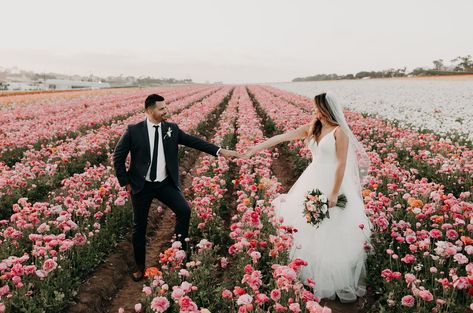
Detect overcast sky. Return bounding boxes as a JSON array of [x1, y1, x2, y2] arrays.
[[1, 0, 472, 83]]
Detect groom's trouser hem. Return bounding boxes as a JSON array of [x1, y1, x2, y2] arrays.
[[131, 178, 191, 267]]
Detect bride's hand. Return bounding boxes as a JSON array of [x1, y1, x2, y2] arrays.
[[328, 192, 338, 208]]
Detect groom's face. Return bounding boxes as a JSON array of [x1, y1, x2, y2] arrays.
[[147, 101, 169, 123]]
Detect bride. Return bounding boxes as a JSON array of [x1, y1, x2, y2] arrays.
[[245, 92, 372, 303]]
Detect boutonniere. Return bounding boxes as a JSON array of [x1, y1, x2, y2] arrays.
[[164, 127, 172, 139]]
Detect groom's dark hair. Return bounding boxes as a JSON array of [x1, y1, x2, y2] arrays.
[[145, 94, 165, 109]]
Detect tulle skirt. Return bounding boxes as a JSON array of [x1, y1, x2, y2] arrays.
[[273, 161, 371, 302]]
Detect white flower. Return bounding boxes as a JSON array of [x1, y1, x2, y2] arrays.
[[321, 204, 328, 214], [165, 127, 172, 139], [319, 194, 327, 203]]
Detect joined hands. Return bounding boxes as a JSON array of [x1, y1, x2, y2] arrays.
[[219, 148, 259, 159]]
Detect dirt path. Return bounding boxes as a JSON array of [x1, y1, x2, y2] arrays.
[[66, 151, 209, 313]]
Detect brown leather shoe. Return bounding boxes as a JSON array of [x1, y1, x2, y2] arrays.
[[131, 269, 144, 282]]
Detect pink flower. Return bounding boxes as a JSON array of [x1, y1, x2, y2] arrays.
[[178, 296, 198, 312], [270, 289, 281, 301], [401, 254, 416, 264], [142, 286, 152, 296], [222, 289, 233, 299], [150, 296, 170, 313], [255, 293, 270, 304], [118, 308, 125, 313], [306, 278, 316, 287], [453, 253, 468, 264], [220, 257, 228, 268], [429, 229, 442, 239], [446, 229, 458, 240], [274, 303, 287, 312], [237, 294, 253, 306], [42, 258, 58, 273], [0, 285, 10, 297], [171, 287, 185, 300], [405, 273, 416, 285], [401, 295, 415, 307], [134, 303, 142, 312], [289, 303, 301, 312], [418, 290, 433, 302]]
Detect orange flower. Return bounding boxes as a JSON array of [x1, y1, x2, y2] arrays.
[[407, 198, 423, 208], [144, 267, 162, 278], [461, 236, 473, 245], [243, 198, 251, 206], [430, 215, 444, 224], [362, 189, 371, 197]]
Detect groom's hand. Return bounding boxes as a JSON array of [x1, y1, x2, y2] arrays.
[[219, 148, 242, 159], [126, 184, 132, 195]]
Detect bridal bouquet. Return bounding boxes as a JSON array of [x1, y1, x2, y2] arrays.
[[303, 189, 347, 228]]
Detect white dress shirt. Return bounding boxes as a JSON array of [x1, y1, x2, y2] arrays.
[[145, 119, 167, 182]]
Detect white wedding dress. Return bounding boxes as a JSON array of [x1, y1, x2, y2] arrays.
[[273, 128, 371, 302]]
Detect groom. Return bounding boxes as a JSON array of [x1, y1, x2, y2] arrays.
[[113, 93, 239, 281]]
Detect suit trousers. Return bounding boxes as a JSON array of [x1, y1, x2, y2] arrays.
[[130, 177, 191, 269]]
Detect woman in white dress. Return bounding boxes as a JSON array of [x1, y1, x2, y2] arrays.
[[245, 92, 372, 303]]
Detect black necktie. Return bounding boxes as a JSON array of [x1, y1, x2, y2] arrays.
[[150, 124, 160, 181]]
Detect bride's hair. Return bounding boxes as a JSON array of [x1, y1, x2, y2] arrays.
[[309, 93, 339, 140]]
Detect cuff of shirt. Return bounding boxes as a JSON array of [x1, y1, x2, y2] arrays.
[[216, 148, 221, 156]]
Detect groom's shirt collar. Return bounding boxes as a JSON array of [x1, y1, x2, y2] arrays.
[[146, 118, 161, 129]]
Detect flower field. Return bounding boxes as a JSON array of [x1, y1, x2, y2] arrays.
[[271, 79, 473, 142], [0, 84, 471, 313]]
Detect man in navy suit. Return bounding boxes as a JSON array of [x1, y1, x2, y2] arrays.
[[113, 94, 239, 281]]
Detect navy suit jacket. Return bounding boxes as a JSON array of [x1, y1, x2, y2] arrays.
[[113, 119, 220, 194]]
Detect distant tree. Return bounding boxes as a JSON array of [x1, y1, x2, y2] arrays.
[[0, 82, 8, 90], [433, 59, 444, 71], [451, 55, 473, 71]]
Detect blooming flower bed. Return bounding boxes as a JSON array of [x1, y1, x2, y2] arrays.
[[0, 87, 232, 312], [0, 87, 228, 219], [247, 85, 473, 312]]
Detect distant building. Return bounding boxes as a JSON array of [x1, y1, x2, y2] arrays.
[[4, 79, 110, 91], [42, 79, 110, 90]]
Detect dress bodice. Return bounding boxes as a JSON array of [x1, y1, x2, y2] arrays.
[[308, 128, 338, 165]]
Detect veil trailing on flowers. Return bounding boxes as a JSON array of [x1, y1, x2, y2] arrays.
[[325, 93, 371, 192]]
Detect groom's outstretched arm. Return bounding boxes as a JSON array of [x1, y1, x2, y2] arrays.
[[177, 125, 220, 156], [113, 126, 131, 187]]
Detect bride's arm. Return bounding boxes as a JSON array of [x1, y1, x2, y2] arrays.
[[329, 127, 349, 207], [245, 124, 310, 157]]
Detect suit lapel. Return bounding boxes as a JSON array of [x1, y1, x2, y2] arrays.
[[161, 121, 171, 151], [141, 119, 151, 159]]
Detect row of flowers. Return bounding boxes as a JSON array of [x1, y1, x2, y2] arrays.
[[0, 87, 229, 220], [135, 85, 240, 313], [0, 88, 234, 313], [258, 85, 472, 197], [0, 86, 221, 165], [248, 85, 473, 312], [131, 86, 331, 313], [225, 87, 330, 312]]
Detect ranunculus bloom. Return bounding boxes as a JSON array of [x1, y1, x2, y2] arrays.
[[150, 296, 170, 313], [418, 290, 433, 302], [401, 295, 415, 307]]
